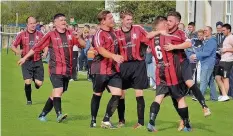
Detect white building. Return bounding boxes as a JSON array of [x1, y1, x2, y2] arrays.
[[105, 0, 120, 23], [176, 0, 233, 32]]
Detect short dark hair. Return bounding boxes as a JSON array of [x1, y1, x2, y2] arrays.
[[216, 21, 223, 27], [26, 16, 35, 23], [222, 23, 231, 32], [188, 22, 195, 26], [84, 24, 90, 29], [97, 10, 111, 22], [153, 16, 167, 26], [167, 11, 181, 21], [120, 10, 133, 19], [53, 13, 66, 21]]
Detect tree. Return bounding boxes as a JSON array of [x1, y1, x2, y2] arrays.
[[115, 1, 176, 24], [1, 1, 105, 25]]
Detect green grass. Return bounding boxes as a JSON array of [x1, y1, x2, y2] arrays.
[[2, 49, 233, 136]]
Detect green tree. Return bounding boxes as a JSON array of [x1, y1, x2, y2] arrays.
[[115, 1, 176, 23], [1, 1, 105, 25]]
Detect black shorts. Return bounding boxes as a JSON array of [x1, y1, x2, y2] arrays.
[[120, 60, 148, 90], [215, 61, 233, 78], [156, 83, 187, 99], [50, 74, 70, 92], [92, 73, 122, 93], [21, 60, 44, 81], [180, 59, 193, 82]]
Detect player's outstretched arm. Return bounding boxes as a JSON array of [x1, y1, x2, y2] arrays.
[[164, 41, 192, 51], [18, 49, 35, 65], [146, 30, 167, 39], [97, 47, 124, 64]]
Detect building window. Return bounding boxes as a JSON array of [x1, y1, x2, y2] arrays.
[[226, 0, 232, 24], [188, 0, 194, 23]]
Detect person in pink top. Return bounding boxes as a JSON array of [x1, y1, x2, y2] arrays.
[[215, 23, 233, 102]]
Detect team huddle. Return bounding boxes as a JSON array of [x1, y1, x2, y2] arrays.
[[12, 10, 213, 132]]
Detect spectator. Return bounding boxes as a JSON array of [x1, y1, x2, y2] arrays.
[[40, 25, 46, 35], [79, 26, 90, 71], [214, 21, 225, 83], [215, 21, 225, 49], [185, 29, 205, 85], [70, 25, 80, 81], [215, 24, 233, 102], [145, 47, 156, 89], [87, 46, 95, 81], [178, 23, 185, 31], [188, 22, 198, 39], [190, 26, 218, 101]]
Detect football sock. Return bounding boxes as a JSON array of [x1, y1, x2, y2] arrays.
[[103, 95, 120, 122], [24, 84, 32, 102], [190, 84, 208, 108], [149, 102, 160, 126], [117, 98, 125, 122], [39, 97, 53, 117], [171, 97, 181, 118], [136, 96, 145, 126], [178, 107, 191, 128], [53, 97, 62, 117], [91, 94, 102, 122]]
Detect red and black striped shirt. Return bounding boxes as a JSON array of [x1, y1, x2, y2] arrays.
[[32, 29, 80, 76], [169, 29, 190, 63], [12, 30, 44, 61], [91, 29, 120, 75], [147, 34, 184, 86], [115, 25, 148, 61]]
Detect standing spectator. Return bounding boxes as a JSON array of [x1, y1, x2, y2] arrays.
[[79, 26, 90, 71], [215, 24, 233, 102], [70, 24, 79, 81], [190, 26, 218, 101], [187, 22, 197, 39], [185, 29, 205, 87], [87, 46, 95, 81], [178, 23, 185, 31], [40, 25, 46, 35], [145, 47, 156, 89], [214, 22, 225, 93]]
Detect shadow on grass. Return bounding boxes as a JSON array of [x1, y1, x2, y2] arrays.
[[63, 114, 89, 123], [121, 119, 215, 133]]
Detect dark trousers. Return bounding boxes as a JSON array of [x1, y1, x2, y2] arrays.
[[87, 60, 93, 80], [190, 63, 198, 84], [72, 51, 79, 80]]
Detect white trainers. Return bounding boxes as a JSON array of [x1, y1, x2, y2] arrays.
[[218, 96, 230, 102], [218, 95, 223, 100]]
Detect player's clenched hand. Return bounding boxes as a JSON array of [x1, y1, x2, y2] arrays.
[[112, 54, 124, 64], [18, 58, 26, 66], [163, 43, 175, 51]]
